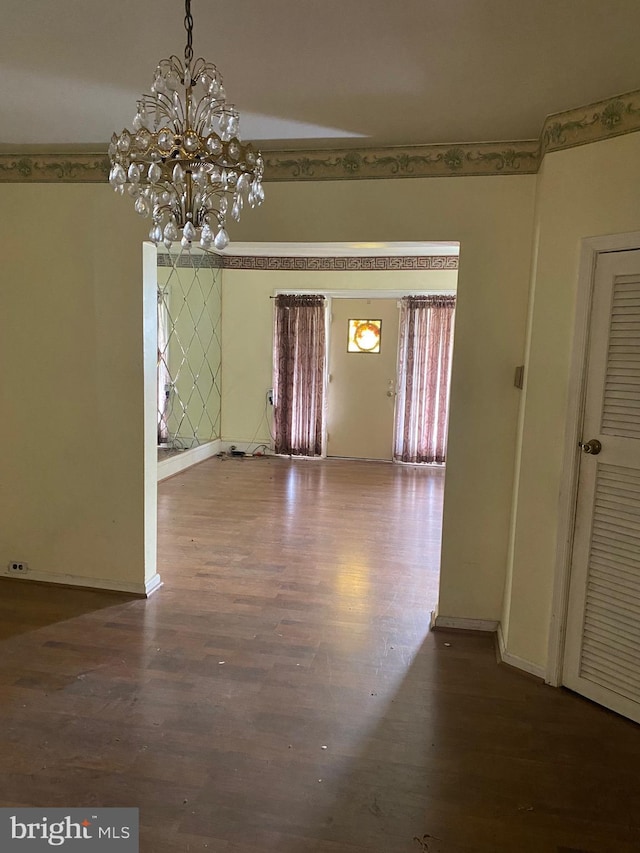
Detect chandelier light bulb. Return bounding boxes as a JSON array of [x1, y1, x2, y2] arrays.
[[108, 0, 265, 250]]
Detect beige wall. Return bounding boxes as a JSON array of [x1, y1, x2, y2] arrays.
[[0, 136, 635, 670], [503, 132, 640, 669], [229, 176, 537, 622], [0, 184, 153, 592], [221, 267, 457, 446], [5, 158, 614, 662]]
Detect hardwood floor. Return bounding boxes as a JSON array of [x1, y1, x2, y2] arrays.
[[0, 456, 639, 852]]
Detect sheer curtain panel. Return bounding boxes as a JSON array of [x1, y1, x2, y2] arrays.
[[394, 295, 456, 464], [273, 294, 326, 456]]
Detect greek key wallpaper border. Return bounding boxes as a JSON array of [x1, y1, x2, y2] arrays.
[[157, 253, 458, 271], [2, 88, 640, 184], [157, 251, 223, 269]]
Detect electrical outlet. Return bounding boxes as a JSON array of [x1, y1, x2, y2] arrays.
[[7, 561, 28, 574], [267, 389, 274, 406]]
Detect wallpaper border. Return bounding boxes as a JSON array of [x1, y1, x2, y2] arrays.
[[2, 88, 640, 184], [157, 253, 459, 271]]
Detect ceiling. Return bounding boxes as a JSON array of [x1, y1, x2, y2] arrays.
[[3, 0, 640, 150]]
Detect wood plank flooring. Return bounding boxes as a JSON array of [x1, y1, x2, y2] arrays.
[[0, 457, 639, 852]]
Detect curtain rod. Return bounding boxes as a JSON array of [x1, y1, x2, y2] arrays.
[[269, 291, 456, 298]]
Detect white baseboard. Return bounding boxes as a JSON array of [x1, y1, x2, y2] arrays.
[[158, 439, 222, 481], [497, 623, 546, 679], [144, 573, 164, 597], [431, 613, 545, 679], [431, 612, 499, 632], [2, 567, 163, 597]]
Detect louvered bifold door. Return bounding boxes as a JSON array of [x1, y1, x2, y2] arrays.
[[564, 249, 640, 724]]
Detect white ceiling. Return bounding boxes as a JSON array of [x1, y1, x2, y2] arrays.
[[3, 0, 640, 149]]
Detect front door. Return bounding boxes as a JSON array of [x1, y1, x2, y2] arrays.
[[563, 249, 640, 724], [326, 298, 399, 460]]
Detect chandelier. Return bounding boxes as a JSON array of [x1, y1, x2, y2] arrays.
[[108, 0, 264, 251]]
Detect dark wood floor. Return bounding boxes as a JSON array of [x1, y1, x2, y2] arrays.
[[1, 457, 639, 852]]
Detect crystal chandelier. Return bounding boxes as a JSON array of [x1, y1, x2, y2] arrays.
[[108, 0, 264, 251]]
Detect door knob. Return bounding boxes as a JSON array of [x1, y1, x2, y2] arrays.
[[579, 438, 602, 455]]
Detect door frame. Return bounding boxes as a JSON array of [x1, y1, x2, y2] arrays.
[[546, 230, 640, 686]]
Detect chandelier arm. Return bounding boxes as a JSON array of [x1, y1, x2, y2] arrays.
[[190, 58, 208, 79], [165, 56, 184, 71], [174, 96, 186, 130], [164, 103, 180, 126], [144, 91, 176, 125], [201, 204, 223, 228], [193, 98, 214, 132], [201, 189, 226, 221], [153, 202, 178, 219], [146, 91, 171, 107]]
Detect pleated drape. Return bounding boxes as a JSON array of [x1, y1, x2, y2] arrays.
[[394, 295, 456, 464], [273, 294, 326, 456]]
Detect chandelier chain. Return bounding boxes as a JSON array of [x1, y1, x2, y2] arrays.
[[184, 0, 194, 67]]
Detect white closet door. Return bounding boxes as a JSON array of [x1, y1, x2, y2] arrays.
[[564, 249, 640, 723]]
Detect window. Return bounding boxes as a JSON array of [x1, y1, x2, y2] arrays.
[[347, 319, 381, 353]]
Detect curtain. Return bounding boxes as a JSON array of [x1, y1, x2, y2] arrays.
[[273, 294, 326, 456], [394, 295, 456, 464]]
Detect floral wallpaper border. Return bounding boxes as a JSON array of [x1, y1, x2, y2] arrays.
[[0, 150, 110, 183], [263, 139, 540, 181], [2, 88, 640, 184], [157, 252, 458, 271]]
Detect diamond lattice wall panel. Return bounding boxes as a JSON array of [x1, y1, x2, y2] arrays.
[[157, 248, 222, 449]]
